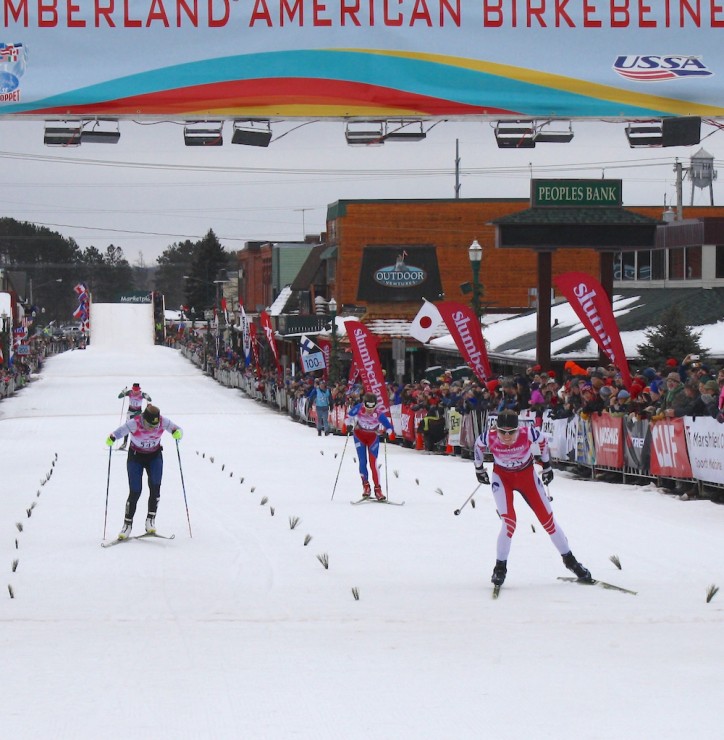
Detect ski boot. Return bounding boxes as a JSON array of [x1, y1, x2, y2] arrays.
[[362, 480, 372, 498], [562, 551, 592, 581], [374, 485, 386, 502], [145, 514, 156, 534], [118, 521, 133, 540], [491, 559, 507, 587]]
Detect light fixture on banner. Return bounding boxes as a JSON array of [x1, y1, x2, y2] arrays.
[[409, 300, 443, 343]]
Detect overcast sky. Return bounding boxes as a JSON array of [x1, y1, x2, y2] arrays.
[[1, 118, 722, 265]]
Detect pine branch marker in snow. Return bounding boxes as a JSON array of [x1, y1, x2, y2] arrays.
[[352, 587, 360, 601], [289, 516, 300, 530], [610, 555, 622, 570], [706, 585, 719, 603], [260, 496, 268, 506], [316, 553, 329, 570], [304, 534, 312, 546]]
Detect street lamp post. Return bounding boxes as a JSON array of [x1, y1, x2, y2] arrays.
[[328, 297, 338, 383], [468, 239, 483, 319]]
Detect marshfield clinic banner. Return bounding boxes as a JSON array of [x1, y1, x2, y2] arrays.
[[1, 4, 723, 118]]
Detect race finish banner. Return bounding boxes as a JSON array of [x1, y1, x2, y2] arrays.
[[1, 5, 723, 119]]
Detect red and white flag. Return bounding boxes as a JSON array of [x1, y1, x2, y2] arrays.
[[436, 301, 492, 383], [409, 299, 443, 343], [260, 311, 281, 376], [554, 272, 632, 388], [345, 321, 391, 417]]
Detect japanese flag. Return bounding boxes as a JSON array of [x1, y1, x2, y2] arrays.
[[409, 300, 443, 343]]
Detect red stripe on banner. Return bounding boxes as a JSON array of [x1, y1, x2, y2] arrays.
[[30, 78, 517, 118]]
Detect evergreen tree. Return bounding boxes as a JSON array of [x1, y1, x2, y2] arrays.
[[184, 229, 233, 317], [636, 304, 708, 367], [154, 239, 196, 310]]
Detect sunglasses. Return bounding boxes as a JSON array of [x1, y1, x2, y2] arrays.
[[497, 427, 517, 435], [364, 402, 376, 409]]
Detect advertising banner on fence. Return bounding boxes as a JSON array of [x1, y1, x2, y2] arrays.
[[649, 418, 692, 478], [2, 8, 723, 119], [591, 413, 623, 468], [624, 417, 652, 473], [683, 416, 724, 486]]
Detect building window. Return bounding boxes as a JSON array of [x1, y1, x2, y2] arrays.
[[668, 246, 702, 280], [715, 245, 724, 278]]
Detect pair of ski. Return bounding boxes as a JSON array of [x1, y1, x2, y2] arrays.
[[101, 532, 175, 548], [351, 497, 405, 506], [492, 576, 637, 599]]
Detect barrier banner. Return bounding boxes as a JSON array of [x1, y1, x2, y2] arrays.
[[576, 417, 595, 466], [400, 405, 416, 444], [591, 413, 623, 468], [683, 416, 724, 486], [649, 418, 692, 478], [624, 417, 651, 473], [447, 409, 462, 447], [554, 272, 633, 389]]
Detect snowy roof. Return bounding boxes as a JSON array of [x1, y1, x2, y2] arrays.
[[268, 285, 293, 316]]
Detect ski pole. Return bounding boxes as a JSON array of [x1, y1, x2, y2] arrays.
[[383, 433, 389, 499], [103, 446, 112, 539], [453, 482, 483, 516], [116, 392, 127, 450], [331, 432, 351, 501], [176, 439, 192, 537]]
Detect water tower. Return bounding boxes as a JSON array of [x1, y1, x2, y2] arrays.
[[689, 148, 717, 205]]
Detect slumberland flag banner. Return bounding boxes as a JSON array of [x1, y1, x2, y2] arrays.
[[435, 301, 492, 383], [345, 320, 391, 418], [554, 272, 632, 389]]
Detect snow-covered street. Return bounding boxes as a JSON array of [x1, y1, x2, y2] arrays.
[[2, 309, 723, 739]]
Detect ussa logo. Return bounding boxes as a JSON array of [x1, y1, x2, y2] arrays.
[[374, 250, 426, 288], [613, 55, 713, 82]]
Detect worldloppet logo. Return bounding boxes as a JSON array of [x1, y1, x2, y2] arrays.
[[613, 55, 713, 82], [0, 42, 27, 100]]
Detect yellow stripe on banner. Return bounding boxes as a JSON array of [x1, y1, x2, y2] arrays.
[[344, 49, 724, 118]]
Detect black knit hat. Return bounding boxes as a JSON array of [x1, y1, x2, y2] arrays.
[[143, 404, 160, 427]]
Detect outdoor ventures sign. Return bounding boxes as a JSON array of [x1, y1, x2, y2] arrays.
[[358, 246, 442, 303], [1, 5, 722, 119]]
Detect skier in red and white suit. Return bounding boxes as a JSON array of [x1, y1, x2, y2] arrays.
[[473, 409, 591, 587], [346, 392, 395, 501]]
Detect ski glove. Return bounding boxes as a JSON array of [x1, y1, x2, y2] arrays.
[[476, 468, 490, 485], [172, 429, 183, 441], [105, 435, 115, 447], [541, 466, 554, 485], [118, 391, 126, 398], [387, 431, 396, 442]]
